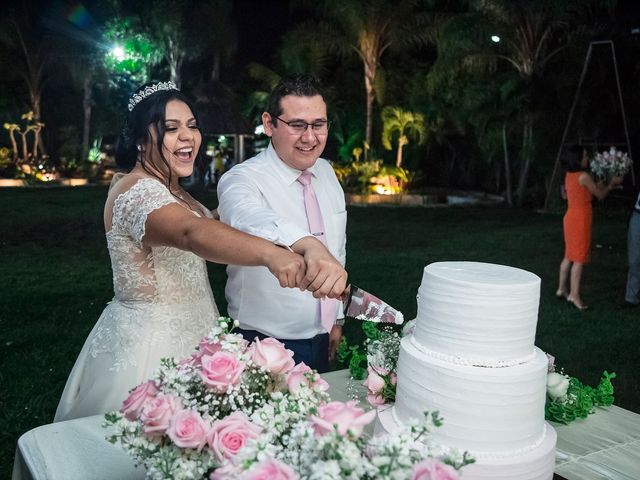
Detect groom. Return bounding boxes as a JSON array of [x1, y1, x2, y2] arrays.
[[217, 74, 347, 372]]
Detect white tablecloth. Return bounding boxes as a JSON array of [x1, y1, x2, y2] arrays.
[[13, 370, 640, 480]]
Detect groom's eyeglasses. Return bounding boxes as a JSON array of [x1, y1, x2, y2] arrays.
[[271, 115, 330, 135]]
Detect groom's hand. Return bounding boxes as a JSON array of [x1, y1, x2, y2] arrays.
[[328, 324, 342, 361], [291, 237, 348, 299]]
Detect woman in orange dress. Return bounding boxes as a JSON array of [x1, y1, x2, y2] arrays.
[[557, 146, 621, 310]]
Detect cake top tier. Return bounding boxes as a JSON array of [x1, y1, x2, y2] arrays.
[[424, 261, 540, 289], [414, 261, 541, 366]]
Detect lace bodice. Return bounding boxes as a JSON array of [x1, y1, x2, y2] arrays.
[[87, 178, 219, 371], [107, 178, 212, 305]]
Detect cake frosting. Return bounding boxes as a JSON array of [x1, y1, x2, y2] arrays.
[[379, 261, 556, 480], [413, 262, 541, 364]]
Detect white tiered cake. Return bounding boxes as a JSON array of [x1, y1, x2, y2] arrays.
[[377, 262, 556, 480]]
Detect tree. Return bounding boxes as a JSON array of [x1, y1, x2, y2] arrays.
[[191, 0, 238, 82], [242, 63, 283, 125], [0, 5, 52, 156], [381, 107, 426, 168], [141, 0, 196, 88], [102, 16, 162, 87], [434, 0, 613, 205], [287, 0, 442, 155]]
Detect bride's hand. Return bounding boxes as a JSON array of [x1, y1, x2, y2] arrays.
[[266, 247, 306, 288]]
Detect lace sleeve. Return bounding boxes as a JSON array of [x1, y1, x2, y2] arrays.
[[112, 178, 178, 244]]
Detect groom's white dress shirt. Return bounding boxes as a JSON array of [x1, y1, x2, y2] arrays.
[[217, 143, 347, 339]]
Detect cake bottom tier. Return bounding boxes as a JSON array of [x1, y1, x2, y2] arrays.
[[395, 336, 549, 452], [376, 407, 556, 480]]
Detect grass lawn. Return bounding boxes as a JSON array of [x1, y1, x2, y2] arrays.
[[1, 186, 638, 476]]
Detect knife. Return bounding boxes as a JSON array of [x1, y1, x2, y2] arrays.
[[341, 285, 404, 324]]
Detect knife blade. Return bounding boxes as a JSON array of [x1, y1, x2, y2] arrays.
[[342, 285, 404, 324]]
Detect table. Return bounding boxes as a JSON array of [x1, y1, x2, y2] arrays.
[[13, 370, 640, 480]]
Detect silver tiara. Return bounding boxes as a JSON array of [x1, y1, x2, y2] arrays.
[[127, 81, 179, 112]]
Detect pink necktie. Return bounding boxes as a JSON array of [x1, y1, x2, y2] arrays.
[[297, 170, 336, 333]]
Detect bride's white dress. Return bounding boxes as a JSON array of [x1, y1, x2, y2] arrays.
[[55, 177, 219, 422]]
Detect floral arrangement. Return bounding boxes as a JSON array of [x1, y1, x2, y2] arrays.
[[544, 354, 616, 424], [341, 322, 615, 427], [338, 320, 414, 405], [589, 146, 631, 182], [105, 317, 471, 479]]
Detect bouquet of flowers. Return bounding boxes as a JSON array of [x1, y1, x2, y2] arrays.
[[544, 354, 615, 424], [105, 317, 471, 479], [589, 146, 632, 182]]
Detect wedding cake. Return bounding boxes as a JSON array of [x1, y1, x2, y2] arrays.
[[377, 262, 556, 480]]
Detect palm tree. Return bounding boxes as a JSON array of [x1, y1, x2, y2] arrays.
[[287, 0, 442, 155], [242, 63, 283, 125], [381, 107, 426, 168], [436, 0, 609, 205]]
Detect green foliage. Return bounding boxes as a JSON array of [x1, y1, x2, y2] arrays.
[[56, 125, 81, 173], [88, 138, 102, 164], [102, 17, 162, 84], [0, 147, 11, 167], [381, 107, 426, 150], [333, 160, 422, 194], [336, 336, 368, 380], [335, 129, 364, 162], [545, 371, 616, 424], [333, 160, 382, 193]]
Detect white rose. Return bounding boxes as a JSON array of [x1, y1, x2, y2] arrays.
[[547, 372, 570, 400], [402, 319, 416, 337]]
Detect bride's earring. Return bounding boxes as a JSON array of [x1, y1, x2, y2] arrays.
[[136, 144, 147, 165]]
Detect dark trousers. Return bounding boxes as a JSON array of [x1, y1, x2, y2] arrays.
[[235, 327, 330, 373], [626, 210, 640, 304]]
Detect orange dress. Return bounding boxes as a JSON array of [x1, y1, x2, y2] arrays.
[[563, 171, 593, 263]]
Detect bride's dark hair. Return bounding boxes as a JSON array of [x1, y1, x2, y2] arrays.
[[115, 82, 203, 188]]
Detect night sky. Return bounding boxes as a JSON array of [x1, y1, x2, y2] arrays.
[[231, 0, 292, 65]]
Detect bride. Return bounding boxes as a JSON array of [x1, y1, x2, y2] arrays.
[[54, 81, 306, 422]]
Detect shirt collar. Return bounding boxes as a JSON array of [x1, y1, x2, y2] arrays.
[[266, 142, 320, 186]]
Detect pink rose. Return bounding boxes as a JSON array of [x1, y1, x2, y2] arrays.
[[209, 462, 242, 480], [207, 411, 262, 461], [167, 409, 209, 451], [121, 380, 158, 420], [179, 352, 200, 369], [199, 337, 224, 357], [200, 352, 245, 392], [411, 459, 459, 480], [140, 393, 182, 436], [310, 400, 376, 437], [364, 366, 385, 395], [239, 458, 299, 480], [390, 373, 397, 386], [286, 362, 330, 394], [251, 338, 295, 375], [367, 393, 386, 407]]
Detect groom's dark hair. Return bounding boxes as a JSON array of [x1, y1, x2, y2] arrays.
[[267, 74, 326, 123]]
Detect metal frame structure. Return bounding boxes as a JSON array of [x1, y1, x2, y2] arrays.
[[543, 40, 633, 211]]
